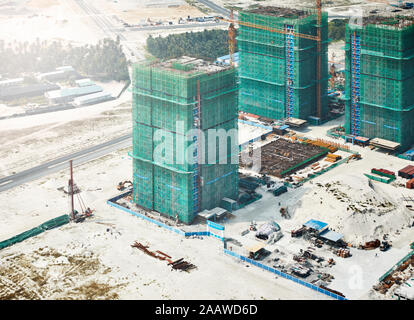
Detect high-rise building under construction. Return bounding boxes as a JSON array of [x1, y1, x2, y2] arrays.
[[131, 57, 239, 224], [238, 6, 329, 122], [344, 17, 414, 151]]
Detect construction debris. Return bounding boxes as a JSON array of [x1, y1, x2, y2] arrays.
[[359, 239, 381, 250], [168, 259, 197, 272], [335, 248, 351, 258], [131, 242, 197, 272]]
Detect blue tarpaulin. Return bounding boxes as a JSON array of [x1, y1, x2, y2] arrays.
[[303, 219, 328, 231]]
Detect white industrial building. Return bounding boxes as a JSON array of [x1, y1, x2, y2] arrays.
[[75, 78, 94, 87], [45, 85, 103, 104], [72, 91, 113, 106], [0, 78, 24, 88], [36, 66, 76, 81]]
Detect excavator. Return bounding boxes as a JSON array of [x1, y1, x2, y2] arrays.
[[117, 180, 132, 191], [347, 153, 362, 163]]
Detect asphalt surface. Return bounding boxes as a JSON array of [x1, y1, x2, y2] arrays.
[[126, 22, 227, 32], [197, 0, 231, 17], [0, 134, 132, 193]]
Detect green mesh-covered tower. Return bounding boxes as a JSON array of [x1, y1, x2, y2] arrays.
[[238, 6, 329, 121], [131, 57, 239, 224], [344, 18, 414, 151]]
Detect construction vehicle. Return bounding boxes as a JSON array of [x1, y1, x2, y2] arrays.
[[291, 264, 311, 278], [347, 153, 361, 163], [291, 226, 305, 237], [249, 221, 257, 231], [68, 160, 94, 223], [280, 207, 290, 218], [117, 180, 132, 191], [380, 241, 391, 252]]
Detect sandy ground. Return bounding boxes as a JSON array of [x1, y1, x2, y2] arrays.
[[0, 143, 326, 300], [98, 0, 204, 24], [228, 117, 414, 299], [0, 0, 412, 301], [0, 0, 105, 44], [0, 114, 412, 300], [0, 88, 131, 178]]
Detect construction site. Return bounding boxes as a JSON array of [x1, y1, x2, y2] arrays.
[[0, 0, 414, 302], [250, 137, 329, 178]]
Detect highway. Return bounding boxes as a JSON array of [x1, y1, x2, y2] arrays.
[[0, 134, 132, 193], [197, 0, 231, 17], [72, 0, 228, 63], [126, 22, 227, 32]]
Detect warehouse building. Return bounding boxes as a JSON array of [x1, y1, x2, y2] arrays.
[[72, 91, 113, 106], [131, 56, 239, 224], [45, 85, 103, 104], [0, 78, 24, 88], [36, 66, 76, 82], [0, 83, 60, 101], [75, 78, 95, 87]]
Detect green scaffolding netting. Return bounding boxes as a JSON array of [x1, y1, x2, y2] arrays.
[[238, 9, 329, 121], [0, 215, 70, 250], [131, 60, 239, 224], [344, 22, 414, 151]]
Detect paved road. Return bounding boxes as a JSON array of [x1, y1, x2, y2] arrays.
[[0, 134, 132, 193], [126, 22, 227, 32], [197, 0, 231, 17]]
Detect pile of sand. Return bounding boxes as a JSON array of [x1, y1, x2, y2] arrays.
[[291, 174, 412, 244]]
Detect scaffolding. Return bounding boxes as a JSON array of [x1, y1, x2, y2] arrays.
[[131, 57, 239, 224], [344, 19, 414, 151], [237, 7, 329, 121]]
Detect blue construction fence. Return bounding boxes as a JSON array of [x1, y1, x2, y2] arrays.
[[224, 248, 347, 301], [107, 192, 222, 240], [108, 193, 346, 300]]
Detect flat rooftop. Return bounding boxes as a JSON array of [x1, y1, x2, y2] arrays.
[[155, 56, 231, 75], [361, 15, 414, 28], [370, 138, 401, 151], [246, 6, 310, 19]]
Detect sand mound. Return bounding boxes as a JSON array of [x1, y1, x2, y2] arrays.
[[291, 174, 412, 244]]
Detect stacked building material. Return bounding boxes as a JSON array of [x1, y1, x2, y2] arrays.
[[372, 168, 396, 178], [399, 165, 414, 179], [305, 139, 339, 153], [364, 172, 395, 184], [272, 185, 288, 196], [335, 248, 351, 258], [325, 153, 342, 163], [407, 178, 414, 189]]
